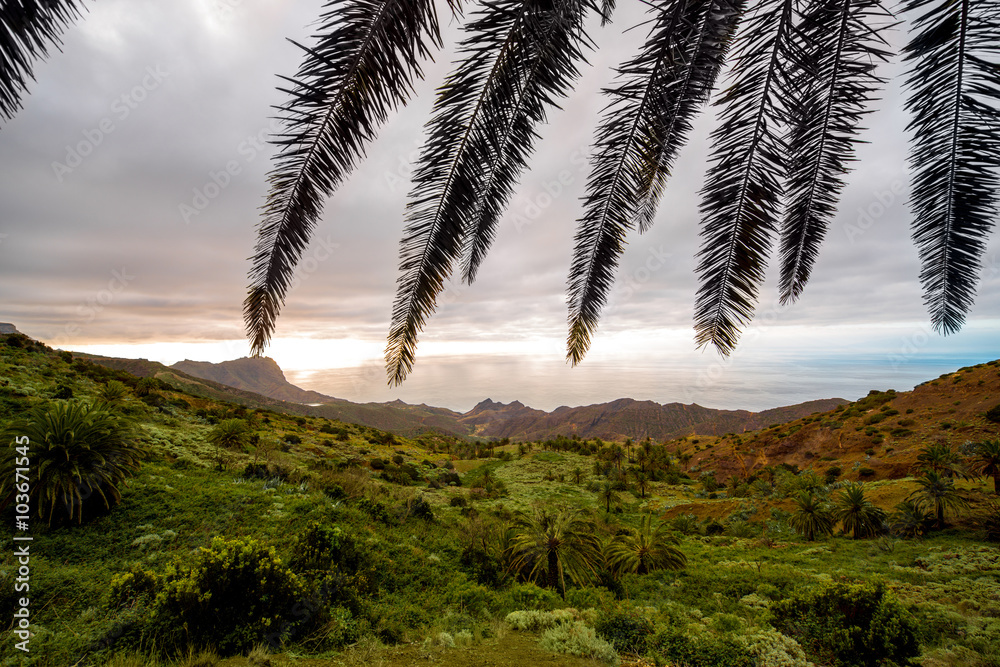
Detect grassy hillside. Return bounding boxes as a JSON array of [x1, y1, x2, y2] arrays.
[[1, 333, 999, 667]]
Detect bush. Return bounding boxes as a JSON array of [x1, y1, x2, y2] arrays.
[[986, 404, 1000, 424], [108, 566, 160, 610], [647, 626, 757, 667], [369, 457, 386, 470], [771, 580, 919, 667], [594, 609, 653, 655], [289, 522, 361, 576], [539, 621, 619, 665], [148, 537, 311, 656]]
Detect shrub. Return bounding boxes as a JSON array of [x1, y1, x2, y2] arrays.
[[539, 621, 619, 665], [148, 537, 311, 655], [505, 608, 577, 632], [647, 626, 757, 667], [288, 522, 360, 575], [100, 380, 131, 403], [771, 581, 919, 667], [369, 457, 386, 470], [108, 566, 160, 609], [283, 434, 302, 445], [986, 404, 1000, 424], [594, 609, 653, 655]]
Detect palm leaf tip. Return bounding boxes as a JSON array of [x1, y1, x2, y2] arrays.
[[0, 0, 87, 121], [902, 0, 1000, 334], [568, 0, 743, 365]]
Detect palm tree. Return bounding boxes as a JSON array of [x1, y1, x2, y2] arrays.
[[606, 514, 686, 575], [99, 380, 130, 405], [208, 418, 250, 450], [834, 483, 886, 539], [634, 471, 650, 499], [970, 440, 1000, 495], [889, 500, 932, 538], [4, 3, 996, 379], [0, 402, 145, 524], [910, 471, 970, 530], [598, 480, 620, 513], [509, 508, 601, 598], [914, 443, 968, 479], [788, 490, 834, 542], [571, 466, 585, 485]]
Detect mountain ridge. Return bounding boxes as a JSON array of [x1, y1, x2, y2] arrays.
[[144, 355, 850, 441]]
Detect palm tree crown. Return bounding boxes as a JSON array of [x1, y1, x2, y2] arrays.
[[789, 489, 835, 541], [834, 482, 886, 539], [971, 439, 1000, 495], [910, 470, 970, 529], [605, 514, 686, 575], [0, 401, 145, 524], [509, 507, 601, 598]]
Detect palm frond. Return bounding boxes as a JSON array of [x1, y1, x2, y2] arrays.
[[0, 0, 86, 121], [902, 0, 1000, 334], [634, 0, 746, 233], [460, 1, 596, 284], [778, 0, 893, 304], [693, 0, 802, 355], [567, 0, 743, 365], [386, 0, 595, 386], [245, 0, 445, 356]]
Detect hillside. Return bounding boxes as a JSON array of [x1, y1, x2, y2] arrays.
[[2, 331, 1000, 667], [680, 361, 1000, 483]]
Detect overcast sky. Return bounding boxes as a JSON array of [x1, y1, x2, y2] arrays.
[[1, 0, 997, 413]]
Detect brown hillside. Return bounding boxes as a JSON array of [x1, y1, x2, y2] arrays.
[[682, 360, 1000, 483]]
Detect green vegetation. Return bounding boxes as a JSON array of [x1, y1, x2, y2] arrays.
[[1, 401, 145, 524], [2, 338, 1000, 666]]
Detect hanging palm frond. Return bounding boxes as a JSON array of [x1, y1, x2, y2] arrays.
[[693, 0, 802, 355], [245, 0, 446, 356], [633, 0, 746, 233], [0, 0, 86, 121], [386, 0, 595, 386], [779, 0, 893, 305], [903, 0, 1000, 334], [566, 0, 744, 365]]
